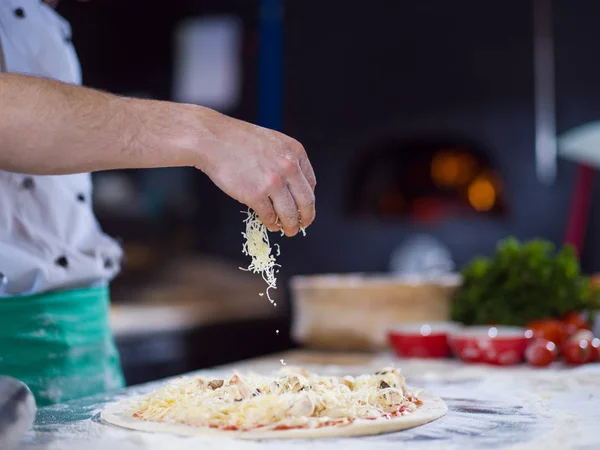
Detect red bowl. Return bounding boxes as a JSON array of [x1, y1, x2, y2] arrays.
[[449, 326, 531, 365], [387, 322, 459, 358]]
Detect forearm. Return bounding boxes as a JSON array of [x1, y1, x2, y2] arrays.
[[0, 73, 208, 174], [0, 74, 317, 234]]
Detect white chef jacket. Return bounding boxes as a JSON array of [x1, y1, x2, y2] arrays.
[[0, 0, 122, 296]]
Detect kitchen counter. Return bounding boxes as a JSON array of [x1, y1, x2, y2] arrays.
[[20, 350, 600, 450]]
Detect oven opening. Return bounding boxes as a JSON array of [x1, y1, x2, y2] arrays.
[[346, 135, 508, 223]]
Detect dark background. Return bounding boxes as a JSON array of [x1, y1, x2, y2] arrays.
[[53, 0, 600, 382], [57, 0, 600, 276]]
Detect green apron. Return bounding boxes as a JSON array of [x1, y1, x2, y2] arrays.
[[0, 285, 125, 406]]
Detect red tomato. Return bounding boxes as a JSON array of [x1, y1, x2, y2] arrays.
[[526, 319, 567, 346], [561, 311, 591, 337], [588, 338, 600, 363], [561, 336, 595, 365], [525, 339, 558, 367], [570, 329, 595, 342]]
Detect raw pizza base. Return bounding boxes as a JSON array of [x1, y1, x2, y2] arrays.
[[100, 391, 448, 440]]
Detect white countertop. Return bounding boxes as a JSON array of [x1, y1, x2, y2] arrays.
[[22, 351, 600, 450]]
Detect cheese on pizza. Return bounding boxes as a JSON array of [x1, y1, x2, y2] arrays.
[[129, 366, 422, 432]]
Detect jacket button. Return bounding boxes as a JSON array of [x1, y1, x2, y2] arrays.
[[22, 177, 35, 190], [55, 256, 69, 268], [14, 8, 25, 18]]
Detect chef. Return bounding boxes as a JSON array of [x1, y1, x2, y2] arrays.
[[0, 0, 316, 406]]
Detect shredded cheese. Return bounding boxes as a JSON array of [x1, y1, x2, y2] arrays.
[[129, 367, 421, 432], [240, 209, 280, 303], [240, 209, 306, 303]]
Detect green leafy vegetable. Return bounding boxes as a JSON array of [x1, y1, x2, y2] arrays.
[[451, 237, 600, 326]]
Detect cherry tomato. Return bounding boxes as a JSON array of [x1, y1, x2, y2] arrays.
[[569, 329, 595, 343], [525, 339, 558, 367], [561, 336, 595, 365], [589, 338, 600, 363], [561, 311, 591, 337], [526, 319, 567, 346]]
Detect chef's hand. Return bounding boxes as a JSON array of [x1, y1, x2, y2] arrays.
[[197, 113, 316, 236], [0, 73, 315, 232]]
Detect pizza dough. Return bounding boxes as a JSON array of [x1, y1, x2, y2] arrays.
[[101, 390, 446, 439], [101, 390, 447, 439]]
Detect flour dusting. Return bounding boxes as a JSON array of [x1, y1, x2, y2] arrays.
[[20, 360, 600, 450]]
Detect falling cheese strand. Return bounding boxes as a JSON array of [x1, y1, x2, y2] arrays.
[[240, 209, 280, 304], [240, 209, 306, 304]]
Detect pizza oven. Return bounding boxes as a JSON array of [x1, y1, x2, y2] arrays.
[[346, 134, 507, 222], [269, 0, 600, 275]]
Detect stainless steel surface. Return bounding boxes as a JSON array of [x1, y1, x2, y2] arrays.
[[533, 0, 557, 185]]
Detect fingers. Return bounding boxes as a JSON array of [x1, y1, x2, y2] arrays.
[[247, 134, 316, 236], [287, 168, 316, 228], [299, 156, 317, 191], [251, 198, 279, 232], [270, 185, 299, 236]]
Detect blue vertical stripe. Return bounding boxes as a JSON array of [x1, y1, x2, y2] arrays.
[[258, 0, 284, 131]]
